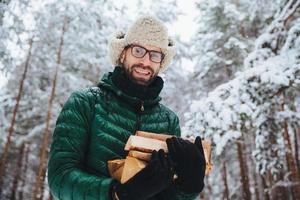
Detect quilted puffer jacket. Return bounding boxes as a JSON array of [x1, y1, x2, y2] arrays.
[[47, 67, 198, 200]]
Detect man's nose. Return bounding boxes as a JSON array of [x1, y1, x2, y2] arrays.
[[140, 52, 152, 66]]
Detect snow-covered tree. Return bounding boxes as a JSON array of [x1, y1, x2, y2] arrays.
[[185, 0, 300, 199], [1, 0, 299, 199], [191, 0, 286, 93], [0, 0, 123, 198]]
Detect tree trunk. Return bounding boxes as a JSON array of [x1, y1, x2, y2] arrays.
[[280, 93, 300, 199], [260, 175, 270, 200], [290, 93, 300, 182], [267, 167, 290, 199], [249, 133, 260, 200], [19, 143, 30, 200], [251, 160, 260, 200], [204, 177, 213, 200], [0, 39, 33, 197], [294, 126, 300, 179], [222, 161, 230, 200], [10, 143, 25, 200], [32, 17, 68, 200], [236, 139, 251, 200]]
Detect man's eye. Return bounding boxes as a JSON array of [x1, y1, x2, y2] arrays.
[[152, 53, 162, 59], [136, 48, 143, 53], [152, 53, 159, 59]]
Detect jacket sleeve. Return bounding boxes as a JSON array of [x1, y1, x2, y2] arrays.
[[47, 90, 113, 200], [161, 114, 199, 200]]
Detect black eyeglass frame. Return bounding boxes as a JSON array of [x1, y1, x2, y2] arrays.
[[126, 44, 165, 63]]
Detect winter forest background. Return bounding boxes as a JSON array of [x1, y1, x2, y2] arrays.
[[0, 0, 300, 199]]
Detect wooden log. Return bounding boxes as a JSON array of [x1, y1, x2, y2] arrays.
[[135, 131, 213, 170], [108, 131, 213, 183], [107, 159, 125, 181], [136, 131, 173, 141], [124, 135, 168, 153], [120, 156, 147, 184], [128, 150, 151, 161], [126, 134, 212, 174]]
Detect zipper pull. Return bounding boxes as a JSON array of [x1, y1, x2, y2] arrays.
[[140, 101, 144, 112]]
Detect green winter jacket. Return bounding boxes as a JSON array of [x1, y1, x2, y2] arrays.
[[48, 67, 198, 200]]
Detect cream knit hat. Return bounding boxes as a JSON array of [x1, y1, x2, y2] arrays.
[[108, 15, 176, 71]]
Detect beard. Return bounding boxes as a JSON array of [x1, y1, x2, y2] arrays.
[[123, 64, 158, 86]]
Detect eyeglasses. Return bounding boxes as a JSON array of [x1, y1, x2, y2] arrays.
[[129, 45, 164, 63]]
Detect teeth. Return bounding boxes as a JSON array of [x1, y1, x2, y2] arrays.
[[135, 68, 150, 75]]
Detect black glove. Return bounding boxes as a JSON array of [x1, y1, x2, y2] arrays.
[[166, 136, 206, 193], [111, 149, 174, 200]]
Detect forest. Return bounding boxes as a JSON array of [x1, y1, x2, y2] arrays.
[[0, 0, 300, 199]]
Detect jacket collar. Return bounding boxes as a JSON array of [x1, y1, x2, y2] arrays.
[[98, 66, 163, 108]]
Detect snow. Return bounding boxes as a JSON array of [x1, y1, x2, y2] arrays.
[[186, 47, 299, 154], [1, 0, 300, 199]]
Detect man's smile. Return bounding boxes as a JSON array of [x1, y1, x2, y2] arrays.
[[134, 67, 151, 76]]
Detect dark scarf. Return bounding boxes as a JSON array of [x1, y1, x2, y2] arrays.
[[111, 66, 164, 101]]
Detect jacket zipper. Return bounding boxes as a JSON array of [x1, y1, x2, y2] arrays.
[[140, 101, 144, 112], [135, 101, 144, 131]]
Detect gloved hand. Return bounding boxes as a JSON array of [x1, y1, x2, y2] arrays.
[[166, 136, 206, 193], [110, 149, 174, 200]]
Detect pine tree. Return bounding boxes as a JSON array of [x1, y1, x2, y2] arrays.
[[0, 0, 123, 198], [185, 0, 300, 198], [191, 0, 286, 93]]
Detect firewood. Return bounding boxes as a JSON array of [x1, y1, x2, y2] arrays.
[[107, 159, 125, 181], [120, 156, 147, 183], [107, 131, 213, 183], [126, 134, 213, 175], [128, 150, 152, 161], [136, 131, 172, 141], [124, 135, 168, 153]]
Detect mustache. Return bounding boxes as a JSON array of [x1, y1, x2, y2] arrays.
[[132, 64, 154, 74]]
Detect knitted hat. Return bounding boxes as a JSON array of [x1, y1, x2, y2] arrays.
[[108, 15, 176, 71]]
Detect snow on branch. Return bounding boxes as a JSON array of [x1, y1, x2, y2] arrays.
[[244, 0, 300, 68], [185, 15, 300, 156], [185, 48, 300, 155]]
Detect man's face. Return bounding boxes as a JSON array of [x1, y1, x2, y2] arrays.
[[120, 44, 163, 86]]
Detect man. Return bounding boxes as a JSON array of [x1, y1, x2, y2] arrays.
[[48, 16, 206, 200]]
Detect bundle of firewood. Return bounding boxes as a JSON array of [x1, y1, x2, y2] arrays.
[[108, 131, 213, 183]]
